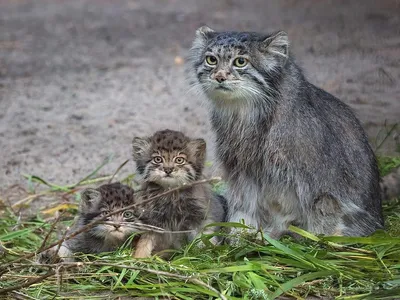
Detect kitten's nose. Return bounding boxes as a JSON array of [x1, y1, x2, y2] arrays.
[[113, 224, 121, 230], [164, 167, 173, 175]]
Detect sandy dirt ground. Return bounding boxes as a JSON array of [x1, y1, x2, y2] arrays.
[[0, 0, 399, 207]]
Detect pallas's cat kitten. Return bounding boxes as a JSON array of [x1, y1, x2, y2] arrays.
[[187, 26, 384, 238], [38, 182, 138, 263], [132, 129, 226, 258]]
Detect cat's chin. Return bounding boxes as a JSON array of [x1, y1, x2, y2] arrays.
[[107, 230, 130, 243], [207, 87, 243, 104], [94, 225, 130, 241], [154, 177, 189, 189]]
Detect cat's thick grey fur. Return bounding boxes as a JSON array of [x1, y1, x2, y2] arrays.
[[187, 26, 384, 237]]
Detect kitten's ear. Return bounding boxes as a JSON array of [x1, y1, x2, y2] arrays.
[[132, 137, 151, 160], [194, 26, 215, 46], [260, 31, 289, 59], [80, 188, 102, 211], [187, 138, 206, 161]]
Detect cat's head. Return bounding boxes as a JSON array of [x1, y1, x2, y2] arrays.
[[188, 26, 289, 106], [79, 183, 138, 243], [132, 129, 206, 188]]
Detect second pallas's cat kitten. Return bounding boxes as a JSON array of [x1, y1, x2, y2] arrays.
[[187, 26, 384, 238], [38, 182, 138, 263], [132, 129, 226, 258]]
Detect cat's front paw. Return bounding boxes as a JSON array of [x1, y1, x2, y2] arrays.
[[225, 227, 260, 246], [195, 235, 222, 249]]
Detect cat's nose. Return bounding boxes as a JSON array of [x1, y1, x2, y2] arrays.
[[164, 167, 173, 175], [215, 74, 227, 83], [113, 224, 121, 230]]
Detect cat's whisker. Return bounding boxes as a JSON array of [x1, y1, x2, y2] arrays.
[[186, 82, 206, 97]]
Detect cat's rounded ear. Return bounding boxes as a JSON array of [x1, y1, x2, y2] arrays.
[[80, 188, 102, 211], [194, 26, 215, 46], [259, 31, 289, 60], [187, 138, 206, 161], [132, 137, 151, 160], [196, 26, 215, 38]]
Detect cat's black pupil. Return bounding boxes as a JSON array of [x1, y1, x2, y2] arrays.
[[237, 58, 245, 65]]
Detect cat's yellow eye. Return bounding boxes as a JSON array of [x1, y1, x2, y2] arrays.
[[123, 210, 135, 219], [205, 55, 218, 66], [174, 157, 186, 165], [233, 57, 248, 68], [152, 156, 163, 164]]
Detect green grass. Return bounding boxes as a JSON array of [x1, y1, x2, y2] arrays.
[[0, 157, 400, 300]]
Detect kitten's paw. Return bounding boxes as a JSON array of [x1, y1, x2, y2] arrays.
[[36, 245, 74, 264], [37, 248, 61, 264], [133, 234, 155, 259]]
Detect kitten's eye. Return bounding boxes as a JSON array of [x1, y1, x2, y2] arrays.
[[233, 57, 248, 68], [152, 156, 163, 164], [123, 210, 135, 219], [205, 55, 218, 66], [174, 157, 186, 165]]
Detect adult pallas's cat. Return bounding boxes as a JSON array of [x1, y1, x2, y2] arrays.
[[187, 26, 384, 238]]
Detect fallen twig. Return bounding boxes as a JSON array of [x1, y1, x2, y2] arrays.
[[11, 191, 49, 209], [38, 212, 65, 252], [103, 221, 196, 234], [0, 267, 55, 295], [108, 159, 130, 184]]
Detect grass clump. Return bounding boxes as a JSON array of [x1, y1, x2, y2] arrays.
[[0, 157, 400, 299]]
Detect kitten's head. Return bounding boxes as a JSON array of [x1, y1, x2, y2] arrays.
[[79, 183, 138, 243], [132, 129, 206, 188], [188, 26, 289, 106]]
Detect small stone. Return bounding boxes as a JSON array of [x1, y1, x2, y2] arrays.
[[174, 56, 184, 65]]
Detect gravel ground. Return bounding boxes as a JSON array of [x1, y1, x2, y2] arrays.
[[0, 0, 399, 206]]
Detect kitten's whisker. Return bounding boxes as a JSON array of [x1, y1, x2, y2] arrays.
[[124, 223, 167, 233], [120, 222, 196, 234]]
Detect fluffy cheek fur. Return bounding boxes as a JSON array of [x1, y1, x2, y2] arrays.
[[194, 61, 270, 109], [145, 167, 166, 183], [145, 165, 196, 187], [90, 221, 136, 243], [90, 214, 134, 244]]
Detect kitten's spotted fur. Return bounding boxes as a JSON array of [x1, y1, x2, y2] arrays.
[[38, 182, 138, 263], [188, 26, 384, 238], [132, 129, 226, 258]]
